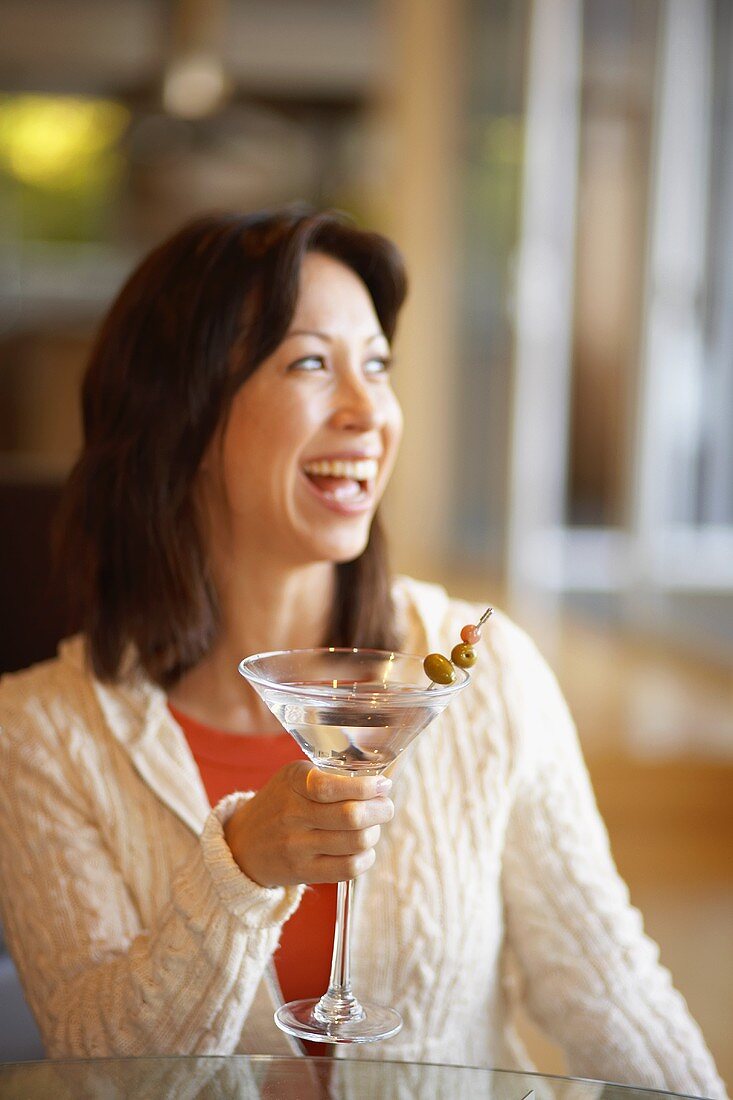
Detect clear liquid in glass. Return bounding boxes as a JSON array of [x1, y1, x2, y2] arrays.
[[269, 682, 440, 774]]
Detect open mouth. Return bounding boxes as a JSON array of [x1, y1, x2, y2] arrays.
[[301, 457, 379, 507]]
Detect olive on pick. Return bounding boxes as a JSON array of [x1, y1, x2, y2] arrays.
[[451, 642, 477, 669], [423, 652, 456, 685], [423, 607, 493, 685]]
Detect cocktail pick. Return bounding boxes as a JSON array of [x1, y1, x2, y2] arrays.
[[424, 606, 493, 685]]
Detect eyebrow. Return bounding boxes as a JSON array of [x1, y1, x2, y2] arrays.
[[284, 329, 387, 344]]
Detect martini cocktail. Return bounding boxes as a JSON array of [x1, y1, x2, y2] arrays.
[[238, 647, 469, 1044]]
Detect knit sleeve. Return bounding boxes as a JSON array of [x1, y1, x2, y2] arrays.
[[494, 619, 726, 1099], [0, 699, 302, 1058]]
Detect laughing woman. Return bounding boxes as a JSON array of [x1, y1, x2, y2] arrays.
[[0, 209, 724, 1096]]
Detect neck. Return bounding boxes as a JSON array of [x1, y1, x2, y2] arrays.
[[168, 556, 336, 732], [218, 553, 336, 655]]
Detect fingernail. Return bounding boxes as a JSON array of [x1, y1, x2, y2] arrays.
[[376, 777, 392, 794]]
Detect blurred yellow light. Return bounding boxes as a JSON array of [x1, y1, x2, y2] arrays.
[[0, 95, 129, 191]]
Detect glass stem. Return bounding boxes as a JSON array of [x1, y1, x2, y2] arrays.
[[313, 879, 365, 1025]]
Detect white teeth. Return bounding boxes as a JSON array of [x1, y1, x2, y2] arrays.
[[302, 458, 378, 481], [331, 480, 363, 502]]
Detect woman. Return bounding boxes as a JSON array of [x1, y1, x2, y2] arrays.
[[0, 208, 724, 1095]]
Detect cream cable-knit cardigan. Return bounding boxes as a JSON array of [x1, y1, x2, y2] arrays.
[[0, 577, 724, 1096]]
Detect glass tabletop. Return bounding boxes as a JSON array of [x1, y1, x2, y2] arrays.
[[0, 1056, 712, 1100]]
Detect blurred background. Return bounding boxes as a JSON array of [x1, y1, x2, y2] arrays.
[[0, 0, 731, 1084]]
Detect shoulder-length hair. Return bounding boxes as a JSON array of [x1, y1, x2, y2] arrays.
[[56, 207, 408, 686]]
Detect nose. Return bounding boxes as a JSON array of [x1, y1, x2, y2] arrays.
[[330, 371, 381, 432]]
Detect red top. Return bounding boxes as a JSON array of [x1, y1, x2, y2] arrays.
[[169, 706, 337, 1020]]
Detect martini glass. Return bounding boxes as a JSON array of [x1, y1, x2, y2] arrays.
[[238, 647, 469, 1045]]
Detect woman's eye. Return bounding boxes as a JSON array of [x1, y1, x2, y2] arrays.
[[289, 355, 326, 373], [363, 356, 393, 376]]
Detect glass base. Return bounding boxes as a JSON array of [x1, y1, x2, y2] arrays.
[[274, 998, 403, 1044]]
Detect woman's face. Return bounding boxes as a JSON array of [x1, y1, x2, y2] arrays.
[[212, 251, 403, 567]]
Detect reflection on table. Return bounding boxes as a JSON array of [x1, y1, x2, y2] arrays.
[[0, 1056, 710, 1100]]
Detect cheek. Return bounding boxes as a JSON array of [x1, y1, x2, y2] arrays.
[[222, 402, 312, 497], [385, 393, 404, 451]]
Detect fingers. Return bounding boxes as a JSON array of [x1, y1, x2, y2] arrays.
[[310, 794, 394, 832], [292, 764, 392, 805], [310, 849, 377, 883], [252, 761, 394, 885], [315, 824, 382, 857]]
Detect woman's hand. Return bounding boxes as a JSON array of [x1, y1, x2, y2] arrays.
[[223, 761, 394, 887]]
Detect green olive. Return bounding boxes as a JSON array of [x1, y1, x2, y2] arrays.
[[423, 652, 456, 684], [451, 642, 477, 669]]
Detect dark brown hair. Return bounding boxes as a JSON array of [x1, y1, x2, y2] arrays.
[[56, 206, 408, 686]]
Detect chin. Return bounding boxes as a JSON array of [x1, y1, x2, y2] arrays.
[[301, 524, 372, 567]]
